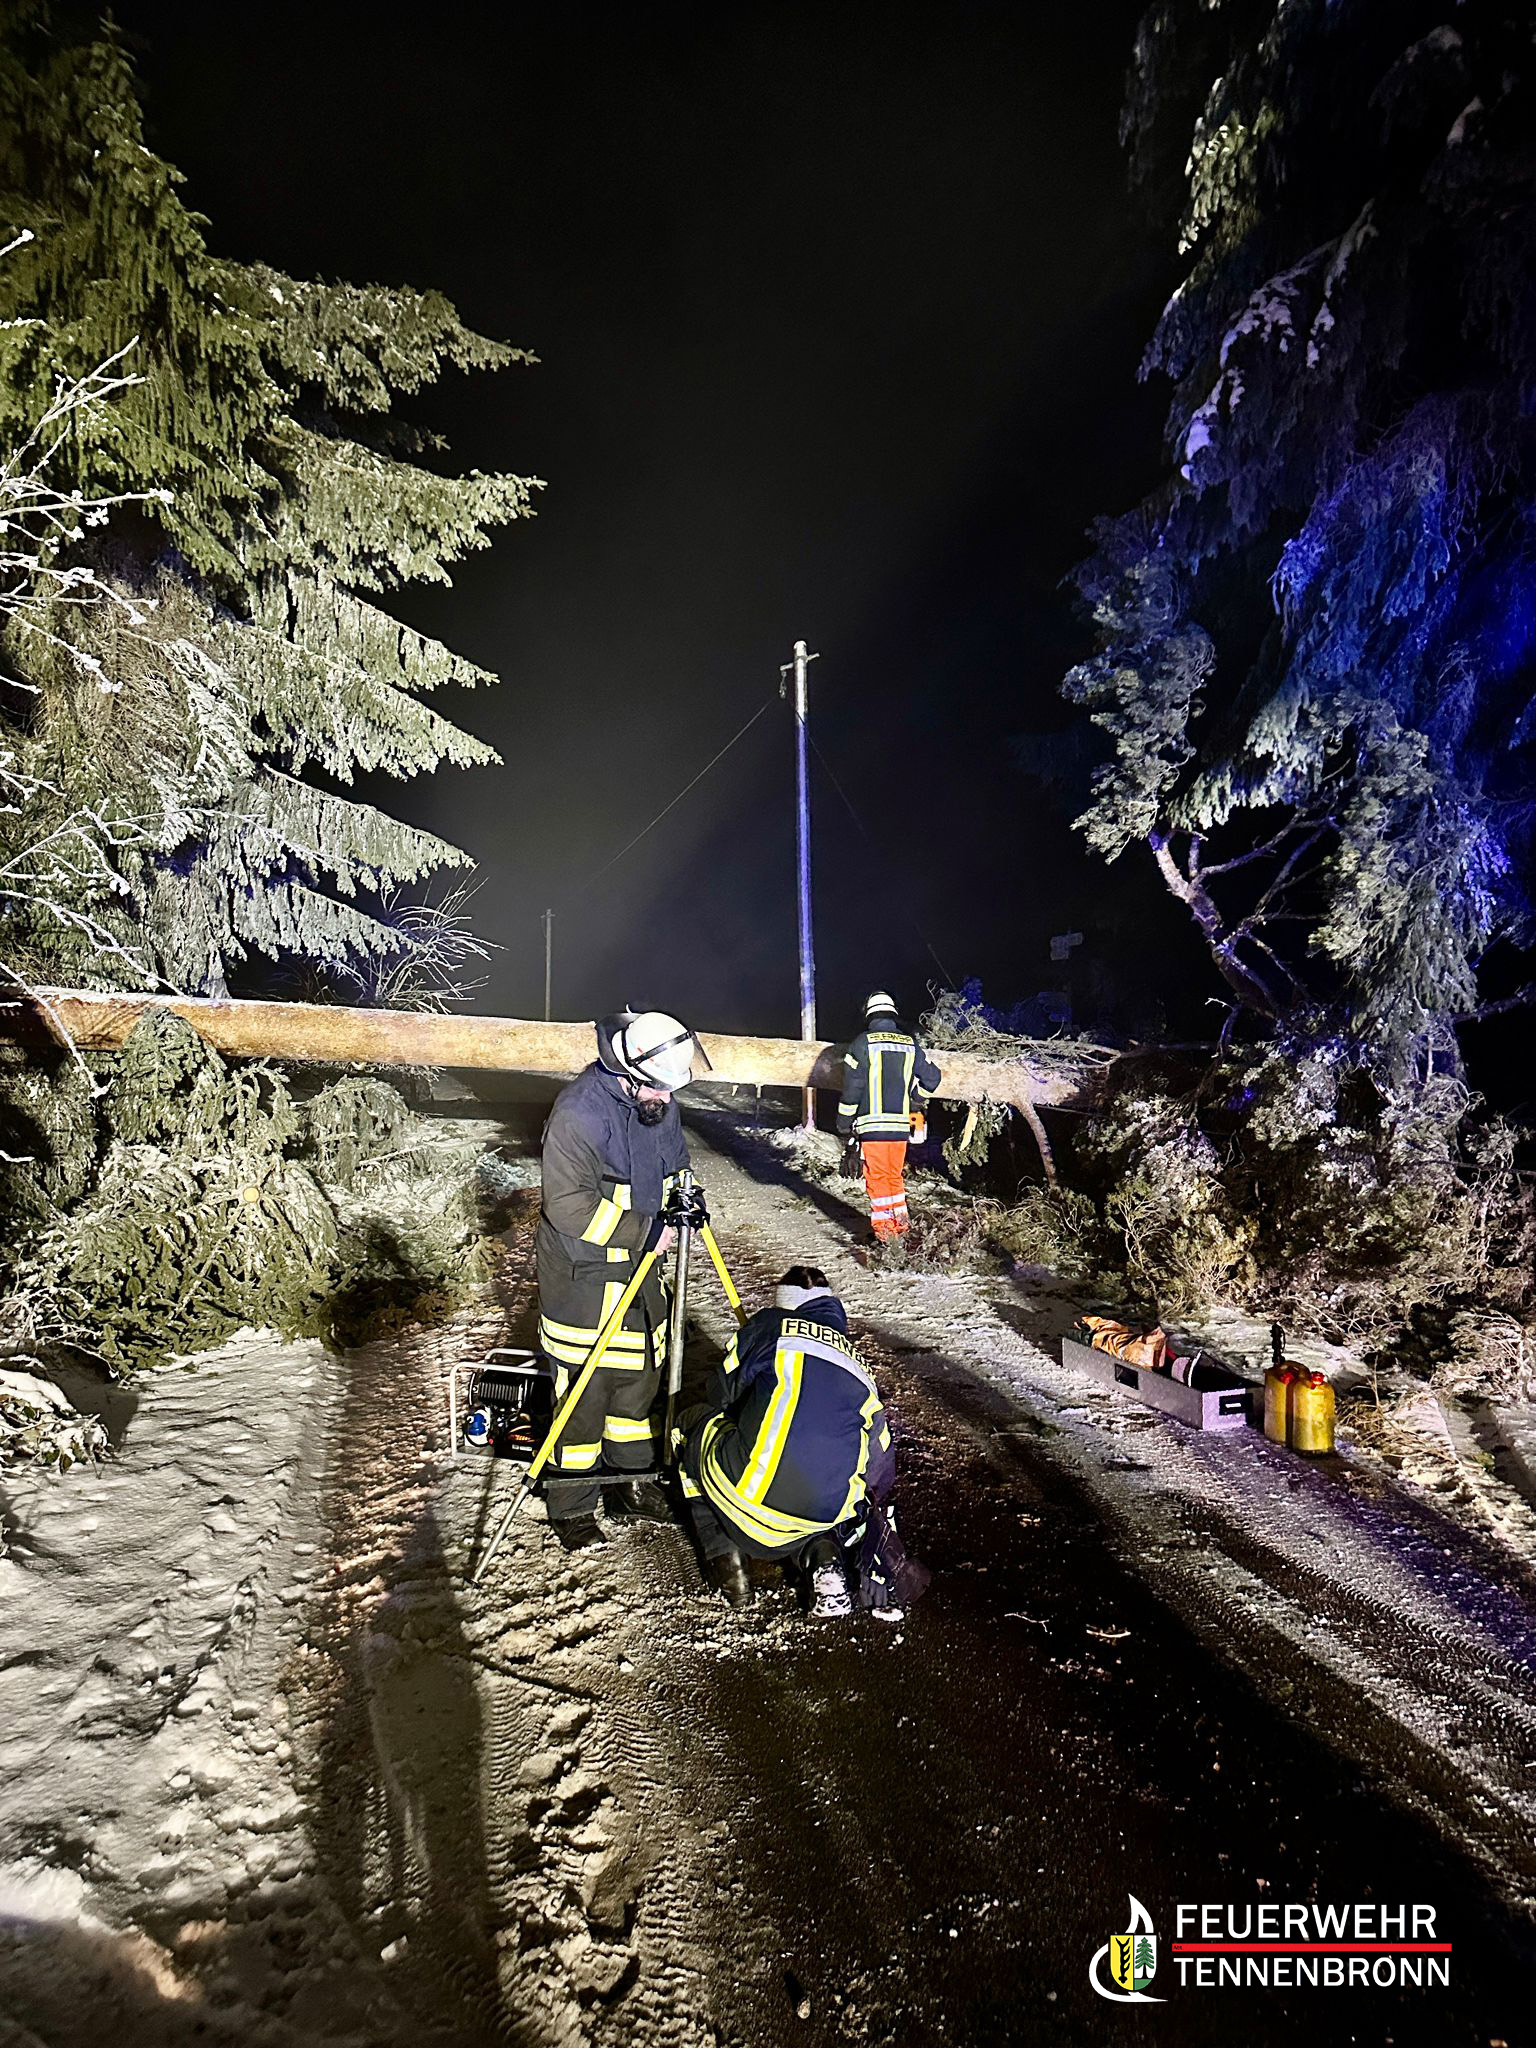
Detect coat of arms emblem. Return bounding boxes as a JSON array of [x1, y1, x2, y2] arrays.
[[1090, 1894, 1164, 2003], [1110, 1926, 1157, 1993]]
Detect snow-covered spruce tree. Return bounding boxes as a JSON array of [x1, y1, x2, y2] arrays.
[[0, 278, 169, 1013], [1066, 0, 1535, 1067], [4, 1006, 490, 1374], [0, 7, 537, 996], [0, 291, 172, 1237]]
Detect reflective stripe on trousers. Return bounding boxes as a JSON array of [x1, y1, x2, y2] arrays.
[[544, 1359, 661, 1521], [861, 1138, 909, 1239]]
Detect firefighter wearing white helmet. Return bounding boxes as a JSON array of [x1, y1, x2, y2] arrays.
[[534, 1008, 705, 1549], [837, 991, 942, 1246]]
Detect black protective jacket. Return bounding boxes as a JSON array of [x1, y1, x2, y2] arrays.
[[835, 1010, 942, 1140], [535, 1019, 688, 1371], [688, 1293, 895, 1555]]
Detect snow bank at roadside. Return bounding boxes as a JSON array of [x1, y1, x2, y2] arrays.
[[0, 1330, 332, 2043]]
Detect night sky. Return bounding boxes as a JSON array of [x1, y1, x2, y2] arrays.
[[111, 0, 1185, 1038]]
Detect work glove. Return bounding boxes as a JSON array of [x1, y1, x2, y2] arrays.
[[908, 1111, 928, 1146], [839, 1136, 864, 1183]]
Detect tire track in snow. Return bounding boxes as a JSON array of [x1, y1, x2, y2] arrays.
[[292, 1298, 509, 2044]]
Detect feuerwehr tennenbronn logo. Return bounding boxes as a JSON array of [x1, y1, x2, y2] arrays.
[[1090, 1894, 1165, 2003]]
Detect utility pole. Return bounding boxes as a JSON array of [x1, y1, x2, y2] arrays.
[[542, 908, 553, 1022], [781, 639, 819, 1127]]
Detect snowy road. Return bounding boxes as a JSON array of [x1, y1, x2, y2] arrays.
[[2, 1095, 1535, 2045]]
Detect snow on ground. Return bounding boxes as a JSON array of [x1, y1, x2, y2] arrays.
[[0, 1329, 334, 2042], [3, 1096, 1536, 2046], [0, 1198, 771, 2047]]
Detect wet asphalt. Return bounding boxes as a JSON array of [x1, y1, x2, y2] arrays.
[[656, 1317, 1536, 2047]]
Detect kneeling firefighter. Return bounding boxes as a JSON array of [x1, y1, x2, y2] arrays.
[[678, 1266, 923, 1619], [536, 1008, 704, 1551]]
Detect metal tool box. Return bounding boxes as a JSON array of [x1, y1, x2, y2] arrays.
[[1060, 1335, 1254, 1432]]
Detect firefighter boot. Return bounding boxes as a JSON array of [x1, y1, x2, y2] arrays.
[[607, 1478, 673, 1522], [806, 1536, 853, 1620], [550, 1514, 607, 1552], [703, 1551, 752, 1608]]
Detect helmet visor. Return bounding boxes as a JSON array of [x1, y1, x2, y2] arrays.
[[626, 1023, 711, 1092]]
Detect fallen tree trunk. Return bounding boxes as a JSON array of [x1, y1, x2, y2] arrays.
[[10, 986, 1105, 1177]]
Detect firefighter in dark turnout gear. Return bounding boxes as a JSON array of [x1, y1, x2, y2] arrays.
[[536, 1010, 698, 1549], [678, 1267, 897, 1613], [837, 992, 942, 1242]]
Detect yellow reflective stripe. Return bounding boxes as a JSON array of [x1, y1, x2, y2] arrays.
[[833, 1388, 882, 1522], [537, 1313, 649, 1368], [680, 1470, 702, 1499], [869, 1051, 882, 1118], [557, 1440, 602, 1470], [539, 1330, 592, 1366], [541, 1337, 651, 1369], [603, 1415, 654, 1442], [720, 1332, 741, 1378], [581, 1196, 623, 1246], [878, 1423, 892, 1451], [704, 1478, 820, 1545], [537, 1310, 648, 1346], [607, 1246, 630, 1262], [739, 1352, 802, 1504], [699, 1435, 821, 1545]]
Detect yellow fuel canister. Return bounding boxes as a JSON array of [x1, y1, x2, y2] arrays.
[[1263, 1363, 1299, 1445], [1290, 1370, 1336, 1454]]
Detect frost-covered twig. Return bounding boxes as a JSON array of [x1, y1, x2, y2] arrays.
[[0, 266, 180, 1077]]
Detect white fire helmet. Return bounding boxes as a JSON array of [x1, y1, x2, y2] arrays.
[[613, 1010, 706, 1094], [864, 990, 897, 1018]]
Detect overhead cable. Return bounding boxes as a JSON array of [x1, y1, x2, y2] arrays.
[[566, 694, 775, 899]]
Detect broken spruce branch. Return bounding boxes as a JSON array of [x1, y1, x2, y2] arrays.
[[11, 987, 1112, 1179]]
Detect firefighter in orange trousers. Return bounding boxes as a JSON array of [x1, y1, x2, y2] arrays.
[[836, 991, 942, 1244]]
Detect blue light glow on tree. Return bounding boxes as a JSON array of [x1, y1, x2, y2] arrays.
[[1066, 0, 1535, 1072]]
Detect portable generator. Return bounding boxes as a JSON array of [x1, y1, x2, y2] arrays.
[[449, 1348, 549, 1462]]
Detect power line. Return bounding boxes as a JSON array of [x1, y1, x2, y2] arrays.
[[806, 729, 957, 988], [549, 682, 956, 1002], [565, 693, 775, 900]]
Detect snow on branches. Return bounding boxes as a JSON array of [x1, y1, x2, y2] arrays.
[[1067, 0, 1536, 1072], [0, 15, 539, 997], [0, 253, 180, 1059]]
